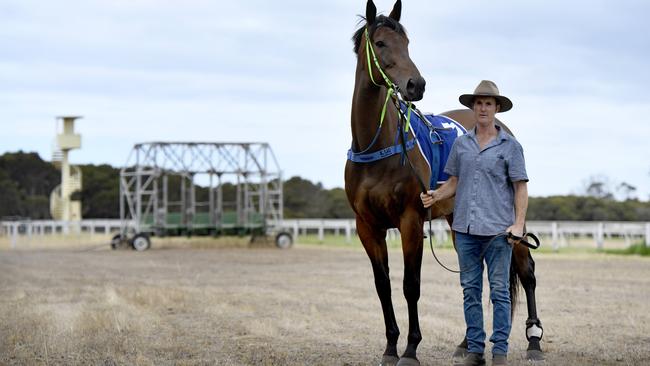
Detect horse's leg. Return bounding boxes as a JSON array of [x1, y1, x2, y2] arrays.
[[396, 211, 424, 366], [445, 214, 468, 360], [357, 218, 400, 366], [512, 245, 545, 361]]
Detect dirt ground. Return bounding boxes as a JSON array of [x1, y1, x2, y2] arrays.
[[1, 242, 649, 366]]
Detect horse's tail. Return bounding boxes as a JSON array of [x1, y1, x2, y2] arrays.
[[509, 253, 520, 318]]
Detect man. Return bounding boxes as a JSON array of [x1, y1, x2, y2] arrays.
[[420, 80, 528, 366]]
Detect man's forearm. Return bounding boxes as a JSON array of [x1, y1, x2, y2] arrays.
[[513, 181, 528, 226], [436, 176, 458, 201]]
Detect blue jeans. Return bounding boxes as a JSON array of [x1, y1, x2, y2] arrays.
[[455, 231, 512, 356]]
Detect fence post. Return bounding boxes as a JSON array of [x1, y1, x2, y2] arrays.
[[645, 223, 650, 247], [345, 220, 352, 244], [551, 222, 559, 252], [318, 220, 324, 243], [10, 223, 17, 249], [293, 221, 299, 241], [596, 222, 604, 250]]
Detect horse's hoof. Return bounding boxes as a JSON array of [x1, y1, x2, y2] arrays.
[[452, 345, 468, 359], [396, 357, 420, 366], [379, 355, 400, 366], [526, 349, 546, 361]]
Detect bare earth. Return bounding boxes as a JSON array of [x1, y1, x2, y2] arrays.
[[1, 243, 649, 366]]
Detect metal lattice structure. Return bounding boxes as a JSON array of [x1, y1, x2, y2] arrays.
[[119, 142, 283, 242]]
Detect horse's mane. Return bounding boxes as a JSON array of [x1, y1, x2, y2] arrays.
[[352, 15, 407, 54]]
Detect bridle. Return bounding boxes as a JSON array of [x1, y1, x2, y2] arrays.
[[360, 25, 541, 274]]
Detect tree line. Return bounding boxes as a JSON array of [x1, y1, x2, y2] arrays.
[[1, 151, 649, 221]]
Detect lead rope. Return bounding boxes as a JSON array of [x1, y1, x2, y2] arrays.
[[393, 102, 465, 273]]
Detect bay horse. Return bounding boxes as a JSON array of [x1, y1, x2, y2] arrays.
[[344, 1, 544, 365]]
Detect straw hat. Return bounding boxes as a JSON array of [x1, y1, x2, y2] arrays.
[[459, 80, 512, 112]]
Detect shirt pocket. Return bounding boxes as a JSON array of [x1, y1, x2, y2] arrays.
[[486, 154, 507, 178]]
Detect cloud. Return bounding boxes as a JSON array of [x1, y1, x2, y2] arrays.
[[1, 0, 648, 200]]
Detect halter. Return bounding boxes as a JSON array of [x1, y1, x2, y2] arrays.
[[349, 27, 414, 158]]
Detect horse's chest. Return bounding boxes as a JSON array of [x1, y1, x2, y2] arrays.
[[353, 178, 410, 217]]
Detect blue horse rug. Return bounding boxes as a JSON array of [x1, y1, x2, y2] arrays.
[[407, 110, 467, 189]]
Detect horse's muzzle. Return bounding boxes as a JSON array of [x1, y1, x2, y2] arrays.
[[405, 76, 426, 101]]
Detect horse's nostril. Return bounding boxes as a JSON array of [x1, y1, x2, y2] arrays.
[[405, 77, 425, 100], [407, 79, 415, 92]]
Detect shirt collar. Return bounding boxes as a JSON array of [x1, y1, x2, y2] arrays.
[[468, 124, 510, 150], [468, 124, 510, 141]]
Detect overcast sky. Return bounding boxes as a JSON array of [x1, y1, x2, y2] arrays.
[[1, 0, 649, 199]]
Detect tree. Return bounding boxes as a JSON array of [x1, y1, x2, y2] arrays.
[[0, 152, 59, 219], [0, 170, 23, 217], [283, 176, 329, 218], [325, 188, 354, 218], [79, 164, 120, 218], [617, 182, 637, 201], [583, 175, 614, 200]]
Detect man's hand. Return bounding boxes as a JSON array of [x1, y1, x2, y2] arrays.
[[506, 224, 525, 244], [420, 190, 437, 208]]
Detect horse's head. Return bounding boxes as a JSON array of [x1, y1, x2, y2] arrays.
[[353, 0, 425, 101]]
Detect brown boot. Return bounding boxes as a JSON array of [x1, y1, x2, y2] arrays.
[[492, 354, 508, 365], [453, 352, 485, 366]]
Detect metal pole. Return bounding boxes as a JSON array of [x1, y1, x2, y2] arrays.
[[217, 175, 223, 230], [135, 147, 142, 233], [181, 175, 186, 226], [163, 175, 168, 230], [236, 174, 242, 227], [209, 173, 214, 227], [154, 176, 159, 228], [189, 173, 195, 230], [119, 175, 125, 237]]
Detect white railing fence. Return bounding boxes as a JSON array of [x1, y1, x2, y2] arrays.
[[1, 219, 649, 250], [280, 219, 650, 250], [0, 219, 124, 249]]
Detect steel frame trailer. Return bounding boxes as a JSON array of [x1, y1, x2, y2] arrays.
[[112, 142, 292, 250]]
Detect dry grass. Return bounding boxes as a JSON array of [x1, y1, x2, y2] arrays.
[[0, 243, 649, 365]]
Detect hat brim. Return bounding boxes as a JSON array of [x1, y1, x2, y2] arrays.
[[459, 94, 512, 113]]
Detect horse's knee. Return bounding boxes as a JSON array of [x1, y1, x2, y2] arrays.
[[371, 266, 393, 296], [374, 276, 393, 297], [402, 276, 421, 301]]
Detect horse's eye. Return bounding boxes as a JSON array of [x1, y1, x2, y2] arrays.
[[375, 41, 386, 48]]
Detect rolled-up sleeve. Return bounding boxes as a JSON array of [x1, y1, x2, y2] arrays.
[[507, 142, 528, 182]]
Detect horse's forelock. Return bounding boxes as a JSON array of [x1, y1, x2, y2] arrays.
[[352, 15, 407, 54]]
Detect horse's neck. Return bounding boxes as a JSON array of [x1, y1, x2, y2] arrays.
[[350, 72, 397, 152]]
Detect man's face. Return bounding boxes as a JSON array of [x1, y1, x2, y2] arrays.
[[473, 96, 500, 124]]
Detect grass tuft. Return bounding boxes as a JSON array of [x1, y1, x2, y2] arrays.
[[604, 242, 650, 256]]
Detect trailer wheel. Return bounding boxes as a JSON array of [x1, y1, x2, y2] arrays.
[[275, 232, 293, 249], [110, 234, 123, 250], [132, 233, 151, 251]]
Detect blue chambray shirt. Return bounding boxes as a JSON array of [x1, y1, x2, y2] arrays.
[[444, 125, 528, 236]]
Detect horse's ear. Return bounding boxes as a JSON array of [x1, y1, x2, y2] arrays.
[[366, 0, 377, 25], [389, 0, 402, 22]]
